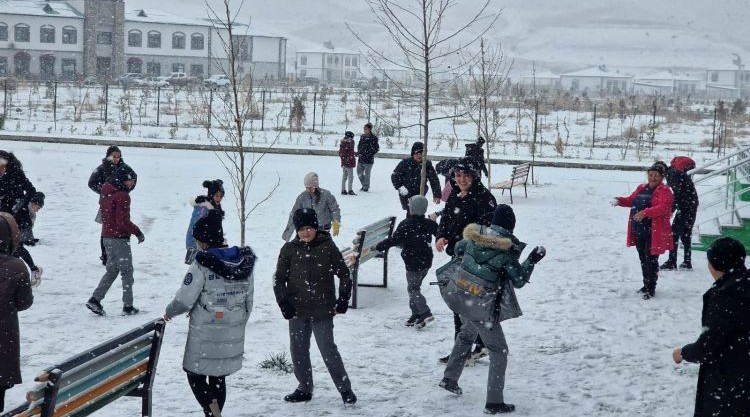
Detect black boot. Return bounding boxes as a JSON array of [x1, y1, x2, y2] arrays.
[[439, 377, 462, 395], [659, 260, 677, 270], [485, 402, 516, 414], [284, 389, 312, 403], [341, 390, 357, 404], [86, 297, 105, 316], [679, 261, 692, 270]]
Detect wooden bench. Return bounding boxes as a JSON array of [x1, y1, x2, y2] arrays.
[[491, 162, 531, 204], [1, 318, 166, 417], [341, 216, 396, 309]]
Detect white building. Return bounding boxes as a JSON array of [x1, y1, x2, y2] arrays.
[[517, 71, 560, 90], [706, 67, 750, 98], [295, 46, 361, 85], [632, 71, 703, 96], [560, 66, 632, 96]]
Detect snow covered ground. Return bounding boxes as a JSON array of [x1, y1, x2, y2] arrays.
[[5, 139, 709, 416]]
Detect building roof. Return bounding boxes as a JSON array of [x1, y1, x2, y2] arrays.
[[520, 71, 559, 80], [126, 8, 254, 30], [637, 71, 702, 82], [0, 0, 83, 18], [561, 66, 632, 79], [297, 47, 360, 55]]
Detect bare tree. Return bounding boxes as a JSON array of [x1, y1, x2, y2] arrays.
[[204, 0, 280, 245], [349, 0, 500, 194]]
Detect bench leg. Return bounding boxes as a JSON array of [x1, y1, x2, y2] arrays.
[[141, 388, 152, 417], [524, 183, 528, 198], [509, 188, 513, 204]]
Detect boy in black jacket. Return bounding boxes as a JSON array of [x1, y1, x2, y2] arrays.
[[376, 195, 438, 328]]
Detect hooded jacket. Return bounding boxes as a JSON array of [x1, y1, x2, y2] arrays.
[[282, 189, 341, 241], [357, 133, 380, 164], [273, 231, 352, 318], [681, 268, 750, 417], [100, 182, 142, 239], [0, 212, 33, 387], [391, 143, 442, 201], [666, 167, 699, 212], [339, 137, 356, 168], [0, 156, 37, 214], [616, 183, 674, 255], [438, 179, 497, 256], [88, 159, 130, 195], [375, 215, 438, 271], [165, 246, 255, 377], [454, 223, 534, 287], [185, 196, 223, 249]]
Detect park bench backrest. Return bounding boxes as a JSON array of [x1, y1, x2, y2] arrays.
[[340, 216, 396, 309], [510, 163, 531, 186], [2, 318, 166, 417]]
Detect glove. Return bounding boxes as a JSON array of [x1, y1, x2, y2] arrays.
[[527, 246, 546, 265], [30, 266, 43, 287], [332, 220, 341, 237], [375, 241, 386, 252], [335, 297, 349, 314], [136, 232, 145, 244], [610, 198, 620, 207], [398, 186, 409, 196], [279, 299, 296, 320]]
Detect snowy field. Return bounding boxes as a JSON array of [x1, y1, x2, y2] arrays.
[[4, 140, 709, 416]]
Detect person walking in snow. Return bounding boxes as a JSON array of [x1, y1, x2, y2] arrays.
[[375, 195, 438, 328], [439, 204, 546, 415], [390, 141, 442, 215], [165, 209, 255, 417], [273, 208, 357, 405], [339, 131, 357, 195], [12, 192, 45, 287], [0, 213, 33, 413], [612, 161, 673, 299], [672, 237, 749, 417], [282, 172, 341, 241], [464, 137, 489, 181], [661, 156, 699, 271], [356, 122, 379, 192], [85, 166, 145, 316], [185, 179, 225, 264]]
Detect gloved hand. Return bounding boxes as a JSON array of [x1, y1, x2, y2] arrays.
[[527, 246, 546, 265], [609, 198, 620, 207], [398, 186, 409, 196], [279, 299, 296, 320], [136, 232, 145, 244], [335, 297, 349, 314], [30, 266, 43, 287], [375, 241, 386, 252], [332, 220, 341, 237]]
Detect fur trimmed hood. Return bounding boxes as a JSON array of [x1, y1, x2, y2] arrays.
[[191, 195, 214, 208], [462, 223, 513, 251]]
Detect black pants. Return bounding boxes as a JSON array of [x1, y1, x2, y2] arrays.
[[667, 206, 697, 265], [453, 313, 484, 349], [635, 236, 659, 292], [186, 372, 226, 417]]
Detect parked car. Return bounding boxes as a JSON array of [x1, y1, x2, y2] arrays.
[[142, 76, 170, 88], [82, 76, 99, 86], [165, 72, 190, 87], [204, 74, 230, 88], [118, 73, 144, 88]]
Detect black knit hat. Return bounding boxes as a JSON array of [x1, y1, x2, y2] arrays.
[[707, 237, 747, 273], [452, 157, 479, 177], [411, 141, 424, 156], [344, 131, 354, 138], [648, 161, 668, 176], [30, 192, 45, 207], [106, 145, 121, 158], [192, 209, 225, 247], [492, 204, 516, 233], [109, 165, 137, 190], [293, 208, 319, 231], [203, 179, 225, 199]]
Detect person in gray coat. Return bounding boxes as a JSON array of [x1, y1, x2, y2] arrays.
[[164, 209, 255, 417], [282, 172, 342, 241]]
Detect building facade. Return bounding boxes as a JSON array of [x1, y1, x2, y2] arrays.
[[295, 47, 361, 85]]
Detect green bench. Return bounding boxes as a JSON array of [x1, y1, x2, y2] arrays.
[[2, 318, 166, 417]]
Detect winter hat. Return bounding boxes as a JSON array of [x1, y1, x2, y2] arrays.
[[452, 157, 479, 178], [477, 136, 485, 146], [304, 172, 320, 188], [109, 164, 137, 190], [192, 209, 225, 247], [30, 192, 45, 207], [648, 161, 668, 176], [106, 145, 121, 158], [411, 141, 424, 156], [203, 179, 225, 199], [344, 131, 355, 138], [707, 237, 747, 273], [408, 195, 428, 216], [492, 204, 516, 233], [293, 208, 319, 231], [364, 122, 373, 129]]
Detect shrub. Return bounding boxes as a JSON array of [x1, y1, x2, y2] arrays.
[[259, 352, 293, 374]]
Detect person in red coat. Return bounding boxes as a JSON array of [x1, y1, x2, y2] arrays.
[[613, 161, 674, 299], [339, 131, 357, 195]]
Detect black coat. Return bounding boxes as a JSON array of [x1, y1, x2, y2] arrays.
[[0, 168, 36, 214], [437, 180, 497, 256], [88, 159, 132, 194], [666, 168, 698, 212], [376, 215, 438, 271], [681, 268, 750, 417], [357, 134, 380, 164], [465, 144, 489, 177], [391, 157, 442, 206]]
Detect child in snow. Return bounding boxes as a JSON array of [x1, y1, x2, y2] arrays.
[[273, 208, 357, 405], [13, 192, 45, 286], [165, 209, 255, 417], [185, 179, 225, 264], [375, 195, 438, 327], [339, 131, 357, 195]]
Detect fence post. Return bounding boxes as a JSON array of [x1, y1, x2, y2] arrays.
[[711, 107, 717, 153], [208, 88, 213, 128], [104, 84, 109, 125], [312, 91, 317, 132], [592, 103, 596, 149], [156, 86, 161, 127], [3, 79, 7, 119], [53, 81, 57, 129], [367, 93, 372, 121], [261, 90, 266, 131]]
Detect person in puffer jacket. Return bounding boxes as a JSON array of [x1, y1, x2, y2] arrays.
[[282, 172, 341, 241], [165, 209, 255, 417], [439, 204, 546, 415], [185, 179, 225, 264]]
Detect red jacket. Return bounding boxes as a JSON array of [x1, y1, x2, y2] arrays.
[[100, 183, 142, 238], [339, 138, 356, 168], [617, 183, 674, 255]]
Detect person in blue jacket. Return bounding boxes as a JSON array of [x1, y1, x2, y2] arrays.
[[185, 179, 224, 263]]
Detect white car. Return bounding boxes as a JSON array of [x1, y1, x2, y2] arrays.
[[204, 74, 231, 88], [142, 76, 170, 88]]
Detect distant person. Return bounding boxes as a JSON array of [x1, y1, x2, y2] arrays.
[[282, 172, 341, 241], [672, 237, 749, 417], [661, 156, 699, 271], [165, 209, 255, 417], [356, 122, 379, 192], [0, 212, 33, 413], [464, 137, 489, 181], [390, 141, 442, 215], [0, 150, 37, 215], [612, 161, 673, 299], [185, 179, 225, 264], [339, 131, 357, 195]]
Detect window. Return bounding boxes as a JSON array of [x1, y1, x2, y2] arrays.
[[0, 24, 7, 41], [190, 33, 204, 50], [146, 62, 160, 76], [172, 32, 185, 49], [14, 52, 30, 76], [147, 31, 161, 48], [128, 30, 141, 47], [334, 56, 339, 65], [40, 25, 55, 43], [327, 55, 332, 65], [14, 24, 30, 42], [345, 57, 350, 66], [571, 79, 579, 91], [97, 31, 112, 45], [190, 64, 203, 77], [127, 58, 142, 73], [300, 56, 307, 66], [62, 26, 76, 44], [0, 57, 7, 75], [299, 69, 306, 78], [710, 72, 719, 82], [61, 58, 76, 78], [352, 57, 358, 66], [172, 63, 183, 73]]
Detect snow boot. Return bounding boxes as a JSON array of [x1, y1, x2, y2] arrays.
[[348, 190, 357, 195], [341, 190, 348, 195], [679, 261, 692, 270], [86, 297, 105, 316], [485, 402, 515, 414], [405, 313, 419, 327], [659, 261, 677, 270], [641, 289, 655, 300], [284, 389, 312, 403], [438, 355, 450, 364], [439, 377, 462, 395], [341, 390, 357, 404], [122, 305, 140, 316], [414, 312, 434, 329]]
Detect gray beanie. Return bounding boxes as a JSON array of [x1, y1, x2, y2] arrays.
[[304, 172, 320, 188], [408, 195, 428, 216]]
